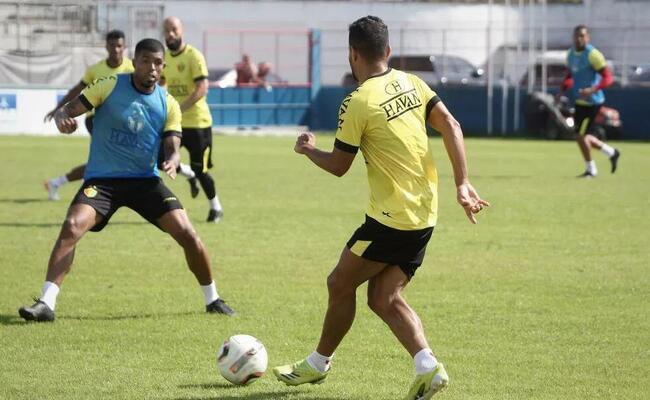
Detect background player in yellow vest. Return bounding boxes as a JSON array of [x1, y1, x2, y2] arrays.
[[273, 16, 489, 399], [161, 17, 224, 223], [43, 30, 134, 201]]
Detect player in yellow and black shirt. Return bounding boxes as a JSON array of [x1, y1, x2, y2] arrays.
[[161, 17, 224, 223], [273, 16, 489, 399], [43, 30, 134, 201]]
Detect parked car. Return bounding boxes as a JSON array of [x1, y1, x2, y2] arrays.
[[624, 64, 650, 87], [388, 54, 484, 86]]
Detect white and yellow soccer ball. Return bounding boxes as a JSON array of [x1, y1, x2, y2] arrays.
[[217, 334, 268, 385]]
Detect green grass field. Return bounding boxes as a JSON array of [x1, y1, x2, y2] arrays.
[[0, 134, 648, 400]]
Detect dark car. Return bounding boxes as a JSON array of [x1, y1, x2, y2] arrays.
[[388, 54, 484, 85], [341, 54, 484, 87]]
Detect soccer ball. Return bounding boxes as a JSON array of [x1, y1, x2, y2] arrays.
[[217, 334, 268, 385]]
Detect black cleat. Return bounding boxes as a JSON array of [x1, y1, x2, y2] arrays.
[[19, 299, 55, 322], [577, 171, 596, 178], [206, 209, 223, 223], [609, 149, 620, 173], [206, 298, 235, 316], [189, 177, 200, 198]]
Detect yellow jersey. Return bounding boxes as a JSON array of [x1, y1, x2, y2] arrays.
[[162, 44, 212, 128], [335, 68, 440, 230], [80, 58, 134, 117], [81, 58, 134, 86]]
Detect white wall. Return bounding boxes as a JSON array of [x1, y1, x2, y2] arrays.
[[158, 0, 650, 84], [0, 88, 86, 135]]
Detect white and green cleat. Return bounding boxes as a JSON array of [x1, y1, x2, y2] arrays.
[[403, 363, 449, 400], [273, 359, 329, 386]]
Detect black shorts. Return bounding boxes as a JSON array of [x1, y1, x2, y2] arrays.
[[346, 215, 434, 280], [71, 178, 183, 232], [574, 104, 601, 136], [158, 127, 213, 173], [85, 115, 94, 136]]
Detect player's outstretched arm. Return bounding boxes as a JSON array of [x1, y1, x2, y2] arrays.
[[53, 97, 90, 134], [44, 82, 87, 123], [161, 135, 181, 179], [428, 102, 490, 224], [294, 132, 355, 177]]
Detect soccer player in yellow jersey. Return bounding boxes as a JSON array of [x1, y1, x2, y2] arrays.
[[43, 30, 134, 201], [273, 16, 489, 399], [161, 17, 224, 223]]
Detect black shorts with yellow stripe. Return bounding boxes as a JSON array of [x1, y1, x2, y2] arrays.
[[71, 178, 183, 232], [574, 104, 601, 136], [346, 215, 434, 280]]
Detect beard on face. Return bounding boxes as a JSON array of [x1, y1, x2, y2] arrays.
[[166, 38, 182, 51]]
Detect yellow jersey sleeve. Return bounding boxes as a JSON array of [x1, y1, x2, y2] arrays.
[[79, 75, 118, 110], [410, 74, 441, 119], [190, 49, 209, 81], [334, 91, 366, 152], [589, 49, 607, 71], [81, 65, 96, 85], [164, 93, 182, 133]]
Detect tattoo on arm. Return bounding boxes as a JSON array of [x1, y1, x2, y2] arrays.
[[59, 97, 91, 119]]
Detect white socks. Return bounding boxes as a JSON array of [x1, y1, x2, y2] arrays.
[[600, 144, 616, 157], [201, 281, 219, 305], [40, 281, 219, 310], [178, 163, 196, 179], [414, 348, 438, 375], [307, 351, 333, 373], [50, 175, 69, 188], [586, 160, 598, 175], [209, 195, 223, 212], [40, 281, 60, 310]]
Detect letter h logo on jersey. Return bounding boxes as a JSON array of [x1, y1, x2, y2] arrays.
[[384, 80, 403, 95]]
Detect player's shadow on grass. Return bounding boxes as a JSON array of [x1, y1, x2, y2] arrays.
[[173, 384, 340, 400], [0, 313, 27, 326], [0, 198, 50, 204], [0, 221, 148, 228], [60, 311, 198, 321]]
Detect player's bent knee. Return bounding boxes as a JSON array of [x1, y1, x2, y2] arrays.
[[61, 217, 86, 240], [171, 225, 201, 247], [367, 293, 394, 316], [326, 271, 353, 297]]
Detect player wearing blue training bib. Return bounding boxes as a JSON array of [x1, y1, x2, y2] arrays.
[[559, 25, 620, 178], [18, 39, 235, 323]]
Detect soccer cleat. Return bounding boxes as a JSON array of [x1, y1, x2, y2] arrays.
[[189, 177, 200, 198], [273, 359, 329, 386], [403, 363, 449, 400], [18, 299, 55, 322], [577, 171, 596, 178], [206, 209, 223, 223], [44, 180, 60, 201], [609, 149, 620, 173], [206, 298, 235, 316]]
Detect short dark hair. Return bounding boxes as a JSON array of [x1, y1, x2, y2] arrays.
[[349, 16, 389, 62], [134, 38, 165, 57], [105, 29, 125, 42], [574, 24, 588, 34]]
